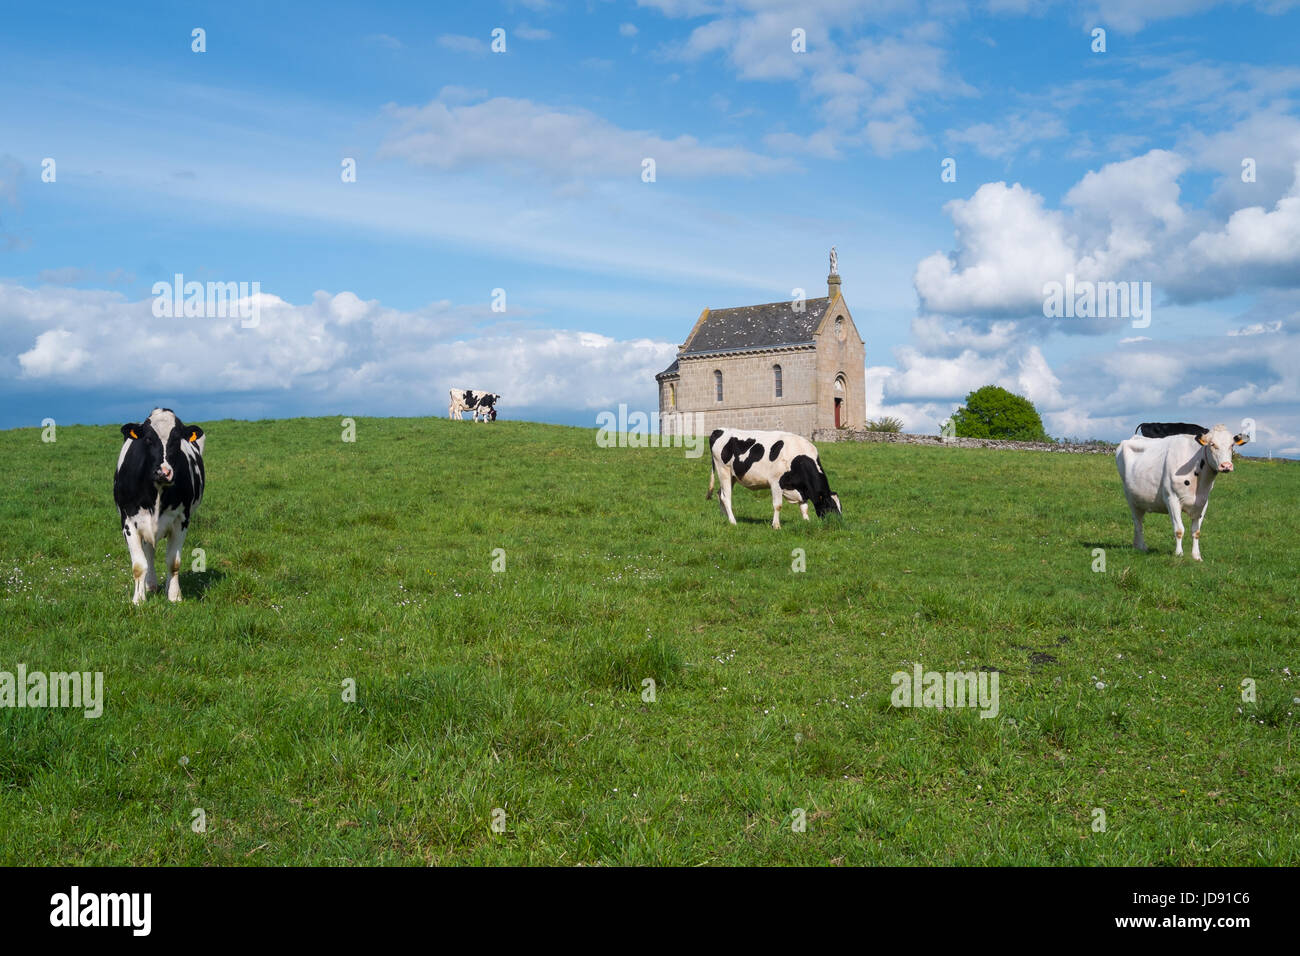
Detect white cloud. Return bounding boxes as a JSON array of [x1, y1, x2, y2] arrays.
[[947, 111, 1067, 159], [652, 4, 970, 158], [1080, 0, 1300, 34], [515, 25, 553, 41], [914, 181, 1076, 315], [1188, 164, 1300, 269], [619, 23, 639, 37], [437, 34, 486, 54], [915, 151, 1300, 318], [18, 329, 88, 377], [0, 283, 677, 416], [379, 89, 791, 182]]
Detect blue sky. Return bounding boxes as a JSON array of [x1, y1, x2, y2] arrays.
[[2, 0, 1299, 453]]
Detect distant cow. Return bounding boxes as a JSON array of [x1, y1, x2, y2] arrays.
[[448, 388, 499, 422], [707, 428, 841, 528], [114, 408, 206, 603], [1115, 422, 1248, 560]]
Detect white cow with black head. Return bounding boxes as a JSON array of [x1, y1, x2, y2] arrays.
[[113, 408, 206, 603], [706, 428, 841, 528], [1115, 422, 1248, 561]]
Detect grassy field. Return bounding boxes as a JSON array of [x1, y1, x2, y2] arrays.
[[1, 415, 1297, 865]]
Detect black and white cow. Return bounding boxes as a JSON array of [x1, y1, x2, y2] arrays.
[[113, 408, 206, 603], [706, 428, 841, 528], [448, 388, 500, 422], [1116, 421, 1248, 561]]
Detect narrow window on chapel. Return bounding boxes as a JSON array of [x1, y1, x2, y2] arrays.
[[773, 364, 782, 398], [714, 370, 723, 402]]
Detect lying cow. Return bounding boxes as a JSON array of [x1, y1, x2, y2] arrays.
[[113, 408, 206, 603], [448, 388, 499, 422], [707, 428, 841, 528], [1115, 422, 1248, 560]]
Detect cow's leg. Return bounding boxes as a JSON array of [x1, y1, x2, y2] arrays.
[[717, 471, 737, 524], [1166, 493, 1186, 557], [1128, 499, 1146, 551], [123, 524, 149, 604], [164, 526, 187, 601], [770, 482, 783, 529], [800, 500, 810, 521], [1190, 502, 1210, 562], [142, 537, 159, 593]]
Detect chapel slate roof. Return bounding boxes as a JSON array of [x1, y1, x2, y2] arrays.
[[684, 297, 830, 356], [655, 358, 680, 380]]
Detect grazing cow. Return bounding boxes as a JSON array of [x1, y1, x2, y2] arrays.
[[706, 428, 841, 528], [448, 388, 500, 422], [1115, 422, 1248, 561], [113, 408, 206, 603]]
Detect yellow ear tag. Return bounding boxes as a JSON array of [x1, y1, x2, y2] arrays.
[[129, 429, 137, 439], [1196, 433, 1208, 445], [189, 431, 198, 442]]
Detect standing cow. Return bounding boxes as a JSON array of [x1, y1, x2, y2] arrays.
[[448, 388, 500, 422], [707, 428, 841, 528], [114, 408, 206, 603], [1115, 422, 1248, 560]]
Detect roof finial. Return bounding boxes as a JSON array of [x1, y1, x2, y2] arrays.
[[829, 245, 839, 277]]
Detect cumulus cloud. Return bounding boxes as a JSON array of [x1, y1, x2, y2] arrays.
[[1187, 163, 1300, 271], [915, 150, 1300, 319], [0, 283, 676, 419], [913, 181, 1076, 316], [379, 88, 791, 182]]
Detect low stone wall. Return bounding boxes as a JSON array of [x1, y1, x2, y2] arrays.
[[811, 428, 1114, 454]]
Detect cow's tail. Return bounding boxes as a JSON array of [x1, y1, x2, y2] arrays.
[[706, 460, 716, 500]]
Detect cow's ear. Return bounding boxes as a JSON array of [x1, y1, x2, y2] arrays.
[[1233, 433, 1249, 446], [121, 423, 141, 440], [1196, 431, 1209, 445], [187, 425, 204, 444]]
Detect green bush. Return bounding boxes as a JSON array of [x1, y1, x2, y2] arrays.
[[951, 385, 1051, 442], [865, 416, 905, 433]]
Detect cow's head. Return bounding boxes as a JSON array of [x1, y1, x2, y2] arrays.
[[121, 408, 203, 486], [1196, 423, 1248, 473], [794, 455, 842, 518]]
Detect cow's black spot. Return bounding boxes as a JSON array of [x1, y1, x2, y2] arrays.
[[1136, 422, 1207, 439], [769, 440, 784, 461], [734, 443, 764, 478], [709, 429, 724, 449], [720, 438, 735, 464], [1184, 479, 1191, 486], [780, 455, 838, 517]]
